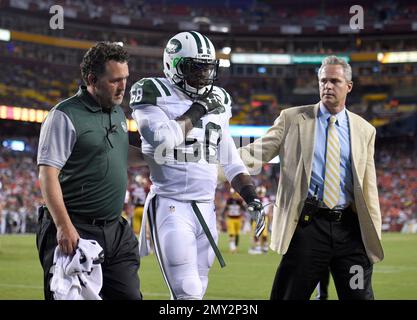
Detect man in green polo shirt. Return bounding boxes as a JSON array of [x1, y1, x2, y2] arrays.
[[36, 42, 141, 300]]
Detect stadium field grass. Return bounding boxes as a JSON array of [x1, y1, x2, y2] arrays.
[[0, 232, 416, 300]]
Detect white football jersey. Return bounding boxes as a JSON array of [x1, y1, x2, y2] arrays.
[[130, 77, 248, 202]]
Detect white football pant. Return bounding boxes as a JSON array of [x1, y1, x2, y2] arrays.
[[148, 195, 217, 300]]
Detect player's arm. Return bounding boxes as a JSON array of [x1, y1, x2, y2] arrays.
[[175, 101, 207, 136], [37, 108, 79, 255], [38, 165, 79, 255], [132, 104, 182, 150], [129, 79, 218, 149], [132, 101, 212, 148], [230, 173, 257, 205], [130, 79, 183, 149], [230, 173, 266, 238]]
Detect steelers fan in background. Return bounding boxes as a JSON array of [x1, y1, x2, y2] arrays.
[[223, 188, 245, 253]]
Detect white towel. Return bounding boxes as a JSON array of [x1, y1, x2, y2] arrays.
[[50, 238, 104, 300]]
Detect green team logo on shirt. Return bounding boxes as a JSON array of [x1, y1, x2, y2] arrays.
[[166, 39, 182, 54], [121, 121, 128, 133]]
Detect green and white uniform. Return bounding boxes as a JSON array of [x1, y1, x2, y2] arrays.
[[130, 77, 248, 300], [130, 77, 247, 202]]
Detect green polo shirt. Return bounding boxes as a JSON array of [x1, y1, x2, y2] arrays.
[[38, 86, 129, 220]]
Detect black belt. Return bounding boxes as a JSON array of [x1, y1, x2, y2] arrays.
[[306, 197, 350, 210], [69, 214, 119, 226], [316, 207, 352, 222], [42, 207, 118, 226]]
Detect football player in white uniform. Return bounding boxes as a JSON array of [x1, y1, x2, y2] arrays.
[[130, 31, 265, 300]]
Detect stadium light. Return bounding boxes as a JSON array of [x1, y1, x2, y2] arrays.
[[231, 53, 291, 65], [193, 17, 211, 24], [219, 59, 231, 68], [210, 24, 230, 33], [221, 47, 231, 55], [292, 54, 350, 64], [229, 125, 270, 138], [2, 139, 25, 152], [0, 28, 11, 41], [377, 51, 417, 63]]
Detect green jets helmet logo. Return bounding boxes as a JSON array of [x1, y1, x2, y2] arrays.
[[166, 39, 182, 54]]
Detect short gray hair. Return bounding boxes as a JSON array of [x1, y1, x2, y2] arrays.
[[318, 55, 352, 82]]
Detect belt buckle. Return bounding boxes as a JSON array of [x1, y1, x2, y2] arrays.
[[91, 218, 104, 226]]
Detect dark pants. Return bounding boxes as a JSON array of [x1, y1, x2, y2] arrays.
[[36, 210, 142, 300], [270, 208, 374, 300], [316, 268, 330, 300]]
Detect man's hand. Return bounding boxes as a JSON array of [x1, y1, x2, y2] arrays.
[[38, 165, 80, 255], [176, 99, 214, 136], [56, 222, 80, 255], [192, 97, 221, 114], [247, 199, 266, 238]]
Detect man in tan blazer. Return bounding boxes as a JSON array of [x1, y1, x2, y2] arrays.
[[239, 56, 384, 300]]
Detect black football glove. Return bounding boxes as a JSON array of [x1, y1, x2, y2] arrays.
[[247, 199, 266, 238]]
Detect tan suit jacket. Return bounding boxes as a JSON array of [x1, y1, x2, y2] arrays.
[[239, 103, 384, 264]]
